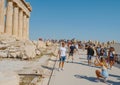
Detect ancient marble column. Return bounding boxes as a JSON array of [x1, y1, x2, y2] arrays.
[[23, 13, 27, 39], [13, 4, 19, 37], [26, 17, 30, 39], [0, 0, 5, 33], [5, 0, 13, 35], [18, 9, 23, 39]]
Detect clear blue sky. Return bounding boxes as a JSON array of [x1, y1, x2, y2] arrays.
[[26, 0, 120, 42]]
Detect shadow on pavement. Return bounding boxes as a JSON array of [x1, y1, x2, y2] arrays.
[[74, 74, 97, 83], [68, 61, 89, 67], [48, 58, 59, 62], [41, 65, 54, 71], [49, 58, 99, 68], [107, 80, 120, 85], [49, 58, 101, 69], [109, 74, 120, 80], [41, 65, 58, 71], [74, 74, 120, 85], [69, 61, 100, 69], [109, 74, 120, 78]]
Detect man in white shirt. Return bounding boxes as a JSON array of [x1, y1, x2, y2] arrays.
[[58, 42, 67, 71]]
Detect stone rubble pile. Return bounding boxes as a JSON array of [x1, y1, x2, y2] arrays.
[[0, 34, 53, 60]]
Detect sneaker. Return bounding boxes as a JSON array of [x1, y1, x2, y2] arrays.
[[95, 79, 100, 82], [58, 68, 61, 71], [103, 78, 107, 83], [61, 68, 64, 71]]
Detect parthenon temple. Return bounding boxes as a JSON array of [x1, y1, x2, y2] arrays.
[[0, 0, 32, 40]]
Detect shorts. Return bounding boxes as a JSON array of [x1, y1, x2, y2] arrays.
[[69, 52, 74, 56], [110, 57, 114, 61], [60, 56, 66, 62], [87, 55, 92, 60], [101, 70, 109, 78]]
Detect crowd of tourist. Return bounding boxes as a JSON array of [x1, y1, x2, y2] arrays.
[[57, 39, 117, 84]]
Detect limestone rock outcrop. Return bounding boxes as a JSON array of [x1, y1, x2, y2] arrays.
[[0, 34, 56, 60], [46, 40, 52, 46]]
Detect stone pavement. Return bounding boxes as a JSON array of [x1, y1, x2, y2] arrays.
[[49, 50, 120, 85]]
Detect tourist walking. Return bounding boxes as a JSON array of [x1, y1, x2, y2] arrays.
[[67, 43, 76, 63], [58, 42, 67, 71], [108, 47, 116, 69], [87, 45, 94, 66]]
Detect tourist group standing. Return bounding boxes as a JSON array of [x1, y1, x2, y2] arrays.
[[57, 40, 117, 84]]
